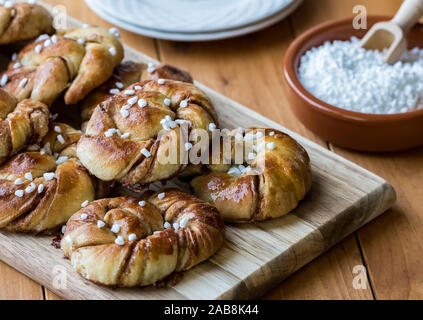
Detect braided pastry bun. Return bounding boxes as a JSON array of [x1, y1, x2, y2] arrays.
[[0, 88, 49, 164], [77, 79, 217, 187], [191, 128, 312, 223], [61, 189, 225, 287], [0, 27, 123, 105], [0, 122, 97, 233], [80, 62, 194, 127], [0, 1, 54, 45]]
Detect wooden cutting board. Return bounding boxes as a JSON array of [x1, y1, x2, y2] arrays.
[[0, 9, 396, 300]]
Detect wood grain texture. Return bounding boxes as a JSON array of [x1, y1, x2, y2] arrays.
[[44, 290, 61, 300], [0, 9, 395, 300], [265, 235, 372, 300], [0, 261, 44, 300], [331, 148, 423, 299]]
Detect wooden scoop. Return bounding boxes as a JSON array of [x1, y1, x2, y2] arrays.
[[360, 0, 423, 64]]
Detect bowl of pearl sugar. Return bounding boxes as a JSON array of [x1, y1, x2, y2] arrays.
[[284, 16, 423, 152]]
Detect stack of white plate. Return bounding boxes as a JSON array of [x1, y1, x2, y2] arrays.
[[85, 0, 303, 41]]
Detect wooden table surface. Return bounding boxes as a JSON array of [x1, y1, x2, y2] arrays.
[[1, 0, 422, 300]]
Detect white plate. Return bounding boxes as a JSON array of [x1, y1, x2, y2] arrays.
[[86, 0, 295, 34], [85, 0, 303, 41]]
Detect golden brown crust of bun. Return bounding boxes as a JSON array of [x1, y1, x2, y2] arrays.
[[80, 62, 194, 127], [0, 89, 49, 164], [0, 122, 96, 233], [142, 63, 193, 84], [0, 2, 54, 45], [0, 27, 123, 105], [77, 79, 217, 186], [191, 128, 312, 223], [61, 189, 225, 287]]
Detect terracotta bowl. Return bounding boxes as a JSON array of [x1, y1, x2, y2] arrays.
[[283, 16, 423, 152]]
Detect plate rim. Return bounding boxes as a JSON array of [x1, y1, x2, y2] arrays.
[[86, 0, 297, 34], [85, 0, 304, 41]]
